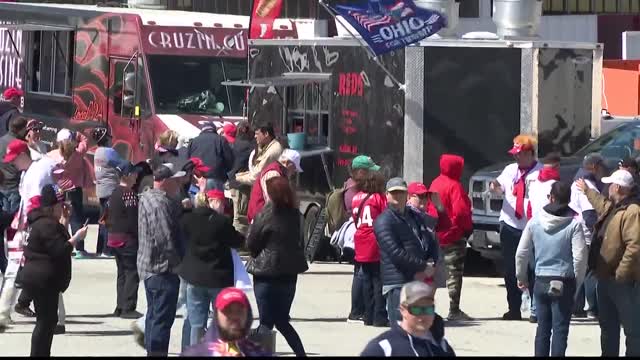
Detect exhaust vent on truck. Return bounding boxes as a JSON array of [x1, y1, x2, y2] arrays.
[[492, 0, 542, 39], [128, 0, 167, 10], [414, 0, 459, 38]]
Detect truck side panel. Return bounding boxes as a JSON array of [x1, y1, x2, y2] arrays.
[[537, 47, 593, 157], [422, 47, 522, 188], [249, 44, 405, 193]]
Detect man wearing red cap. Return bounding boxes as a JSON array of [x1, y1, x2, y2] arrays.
[[489, 134, 543, 321], [0, 87, 23, 138], [182, 287, 271, 356], [428, 154, 473, 321]]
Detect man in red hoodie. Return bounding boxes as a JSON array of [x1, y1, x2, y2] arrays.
[[428, 154, 473, 321]]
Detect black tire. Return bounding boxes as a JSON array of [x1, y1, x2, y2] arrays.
[[305, 207, 329, 263]]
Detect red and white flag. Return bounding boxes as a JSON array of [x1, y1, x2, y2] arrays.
[[249, 0, 283, 39]]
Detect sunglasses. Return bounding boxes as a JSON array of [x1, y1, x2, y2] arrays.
[[407, 305, 435, 316]]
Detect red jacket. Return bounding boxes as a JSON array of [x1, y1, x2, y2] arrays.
[[352, 192, 386, 263], [428, 154, 472, 247], [247, 161, 286, 223]]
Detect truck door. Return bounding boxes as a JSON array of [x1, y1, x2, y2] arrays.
[[108, 57, 139, 161]]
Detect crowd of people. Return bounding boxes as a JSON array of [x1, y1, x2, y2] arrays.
[[0, 78, 638, 356]]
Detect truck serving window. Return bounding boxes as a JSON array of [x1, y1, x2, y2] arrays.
[[148, 55, 246, 116], [29, 30, 74, 96]]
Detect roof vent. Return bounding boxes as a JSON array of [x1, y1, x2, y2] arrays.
[[414, 0, 459, 38], [492, 0, 542, 39], [127, 0, 167, 10]]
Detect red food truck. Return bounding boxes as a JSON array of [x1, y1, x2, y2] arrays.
[[0, 2, 298, 202]]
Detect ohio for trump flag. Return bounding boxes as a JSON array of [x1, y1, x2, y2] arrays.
[[331, 0, 447, 56]]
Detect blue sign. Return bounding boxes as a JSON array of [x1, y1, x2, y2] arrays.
[[332, 0, 447, 56]]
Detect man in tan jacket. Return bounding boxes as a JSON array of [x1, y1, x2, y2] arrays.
[[576, 169, 640, 356], [235, 123, 284, 186]]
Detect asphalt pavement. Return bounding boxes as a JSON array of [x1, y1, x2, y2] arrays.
[[0, 225, 614, 356]]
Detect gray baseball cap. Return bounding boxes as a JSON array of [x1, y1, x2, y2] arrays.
[[386, 177, 408, 192], [400, 281, 437, 305]]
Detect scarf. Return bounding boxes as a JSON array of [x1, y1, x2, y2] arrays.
[[513, 162, 538, 220], [538, 167, 560, 182]]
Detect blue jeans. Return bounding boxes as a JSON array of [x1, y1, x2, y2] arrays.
[[500, 222, 525, 313], [385, 287, 401, 328], [574, 269, 598, 314], [144, 273, 179, 357], [97, 197, 112, 255], [177, 277, 190, 351], [254, 276, 306, 357], [349, 263, 364, 317], [67, 188, 86, 252], [533, 277, 576, 356], [186, 284, 222, 346], [597, 278, 640, 356], [360, 262, 387, 326]]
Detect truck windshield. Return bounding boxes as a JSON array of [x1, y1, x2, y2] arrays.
[[573, 123, 640, 160], [148, 55, 246, 116]]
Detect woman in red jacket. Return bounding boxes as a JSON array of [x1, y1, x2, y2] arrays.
[[428, 154, 473, 321], [352, 171, 388, 327]]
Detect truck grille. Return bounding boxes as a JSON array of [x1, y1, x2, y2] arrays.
[[469, 176, 503, 217]]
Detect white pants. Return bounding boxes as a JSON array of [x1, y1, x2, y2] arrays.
[[0, 251, 20, 324]]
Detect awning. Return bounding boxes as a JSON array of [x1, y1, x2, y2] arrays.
[[0, 23, 74, 32], [222, 73, 332, 88]]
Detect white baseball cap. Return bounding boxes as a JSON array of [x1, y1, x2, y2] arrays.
[[602, 169, 635, 188], [280, 149, 303, 173], [56, 128, 73, 142]]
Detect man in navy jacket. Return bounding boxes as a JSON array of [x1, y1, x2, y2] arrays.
[[361, 281, 455, 357], [374, 178, 440, 326]]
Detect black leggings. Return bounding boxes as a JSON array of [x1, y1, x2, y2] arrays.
[[30, 289, 59, 357]]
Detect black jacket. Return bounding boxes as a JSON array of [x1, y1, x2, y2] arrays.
[[187, 129, 235, 181], [229, 138, 254, 178], [361, 315, 455, 357], [0, 101, 18, 138], [106, 186, 138, 246], [374, 206, 440, 287], [17, 209, 73, 293], [246, 203, 309, 277], [177, 207, 244, 289], [0, 132, 20, 192], [150, 148, 181, 170]]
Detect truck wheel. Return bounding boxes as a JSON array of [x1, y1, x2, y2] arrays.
[[304, 207, 330, 263]]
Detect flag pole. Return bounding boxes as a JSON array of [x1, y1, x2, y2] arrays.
[[318, 0, 405, 91]]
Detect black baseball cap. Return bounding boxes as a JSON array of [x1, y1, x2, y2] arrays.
[[153, 163, 186, 181]]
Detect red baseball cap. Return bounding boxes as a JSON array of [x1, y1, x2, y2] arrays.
[[189, 157, 211, 178], [3, 139, 29, 163], [223, 123, 236, 144], [3, 87, 23, 100], [206, 189, 225, 201], [215, 287, 249, 311], [508, 135, 536, 155], [408, 182, 429, 196]]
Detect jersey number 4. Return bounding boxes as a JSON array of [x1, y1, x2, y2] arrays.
[[354, 205, 373, 228]]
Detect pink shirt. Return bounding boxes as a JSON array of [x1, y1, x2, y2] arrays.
[[47, 132, 94, 191]]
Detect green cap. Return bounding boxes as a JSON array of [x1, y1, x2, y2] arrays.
[[352, 155, 380, 171]]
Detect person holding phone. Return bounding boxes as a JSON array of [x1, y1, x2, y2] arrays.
[[16, 184, 88, 356]]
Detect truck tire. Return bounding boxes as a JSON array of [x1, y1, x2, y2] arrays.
[[304, 207, 329, 263]]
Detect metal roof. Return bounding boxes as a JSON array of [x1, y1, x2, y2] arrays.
[[222, 73, 332, 88]]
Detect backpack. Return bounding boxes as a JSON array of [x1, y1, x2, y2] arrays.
[[325, 187, 348, 234]]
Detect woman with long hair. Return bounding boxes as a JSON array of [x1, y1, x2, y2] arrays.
[[352, 170, 388, 327], [47, 128, 93, 259], [16, 184, 88, 356], [246, 176, 308, 357], [178, 189, 244, 347]]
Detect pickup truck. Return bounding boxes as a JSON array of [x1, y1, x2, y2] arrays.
[[467, 120, 640, 269]]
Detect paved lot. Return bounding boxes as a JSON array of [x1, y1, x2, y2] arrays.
[[1, 226, 610, 356]]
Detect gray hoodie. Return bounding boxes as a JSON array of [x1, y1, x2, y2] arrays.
[[515, 204, 587, 286]]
